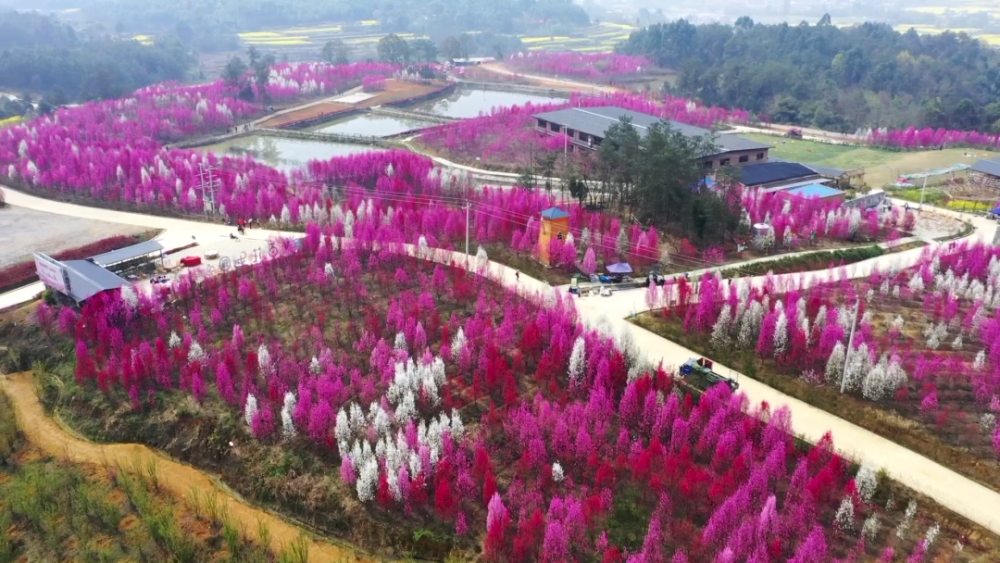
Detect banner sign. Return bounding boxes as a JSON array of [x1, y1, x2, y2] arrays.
[[34, 253, 69, 293]]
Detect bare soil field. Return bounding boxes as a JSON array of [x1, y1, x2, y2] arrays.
[[258, 102, 353, 128], [258, 80, 451, 128], [0, 204, 146, 268]]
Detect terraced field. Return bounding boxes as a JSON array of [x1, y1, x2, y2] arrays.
[[892, 1, 1000, 45], [194, 20, 638, 71], [517, 22, 637, 52]]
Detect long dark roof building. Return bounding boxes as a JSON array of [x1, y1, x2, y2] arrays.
[[971, 159, 1000, 177], [533, 106, 772, 169], [739, 161, 820, 187]]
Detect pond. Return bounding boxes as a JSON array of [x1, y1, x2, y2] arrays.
[[308, 113, 435, 137], [411, 87, 567, 119], [199, 136, 385, 171]]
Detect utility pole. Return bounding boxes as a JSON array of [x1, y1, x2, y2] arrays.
[[920, 174, 927, 207], [464, 201, 471, 259], [196, 162, 220, 219], [563, 131, 569, 203], [840, 300, 860, 393]]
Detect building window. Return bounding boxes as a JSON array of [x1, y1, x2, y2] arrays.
[[537, 119, 546, 128], [550, 123, 561, 133], [720, 158, 730, 166], [566, 128, 575, 138], [756, 152, 765, 160], [739, 155, 749, 163], [703, 160, 713, 169]]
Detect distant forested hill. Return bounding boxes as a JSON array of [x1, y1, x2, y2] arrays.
[[0, 11, 192, 106], [618, 17, 1000, 133], [2, 0, 589, 38]]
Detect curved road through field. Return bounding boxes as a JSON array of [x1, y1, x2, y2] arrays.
[[2, 185, 1000, 535], [0, 371, 375, 563]]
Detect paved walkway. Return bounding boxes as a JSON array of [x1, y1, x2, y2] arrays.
[[3, 185, 1000, 534], [477, 63, 622, 95]]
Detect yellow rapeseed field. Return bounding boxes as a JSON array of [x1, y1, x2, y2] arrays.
[[243, 37, 312, 45], [0, 116, 22, 129], [238, 31, 285, 38]]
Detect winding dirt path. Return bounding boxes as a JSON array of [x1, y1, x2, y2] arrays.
[[0, 371, 375, 563]]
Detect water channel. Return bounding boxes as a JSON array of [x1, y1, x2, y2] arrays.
[[410, 87, 568, 119], [198, 136, 385, 172], [198, 88, 569, 172], [306, 113, 435, 137]]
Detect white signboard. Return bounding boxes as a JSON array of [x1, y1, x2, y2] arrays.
[[34, 253, 68, 293]]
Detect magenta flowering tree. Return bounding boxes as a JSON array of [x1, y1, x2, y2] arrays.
[[505, 52, 656, 84]]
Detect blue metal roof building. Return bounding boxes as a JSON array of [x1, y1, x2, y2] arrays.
[[540, 207, 571, 220], [89, 240, 164, 269], [785, 183, 844, 200]]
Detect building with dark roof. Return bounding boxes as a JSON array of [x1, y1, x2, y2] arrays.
[[970, 159, 1000, 190], [532, 106, 772, 170], [768, 157, 845, 180], [738, 161, 826, 190], [90, 240, 163, 270]]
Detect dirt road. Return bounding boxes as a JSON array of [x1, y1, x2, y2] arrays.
[[0, 371, 374, 563]]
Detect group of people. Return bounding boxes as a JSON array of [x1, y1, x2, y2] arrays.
[[230, 123, 253, 134]]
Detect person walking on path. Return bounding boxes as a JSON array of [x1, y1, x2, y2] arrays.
[[515, 271, 520, 282]]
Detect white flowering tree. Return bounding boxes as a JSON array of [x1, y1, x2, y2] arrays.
[[738, 301, 764, 349], [568, 336, 586, 384], [187, 341, 205, 363], [552, 461, 565, 482], [855, 465, 879, 502], [773, 311, 788, 355], [825, 342, 846, 384], [451, 327, 466, 357], [244, 394, 259, 429], [393, 332, 408, 351], [711, 305, 732, 348], [896, 500, 917, 539], [834, 496, 855, 531], [281, 392, 297, 440], [842, 342, 871, 392]]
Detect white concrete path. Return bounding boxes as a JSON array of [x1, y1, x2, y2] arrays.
[[477, 63, 621, 95], [3, 185, 1000, 534]]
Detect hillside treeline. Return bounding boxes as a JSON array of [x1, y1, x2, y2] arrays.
[[618, 17, 1000, 133], [0, 11, 193, 105], [5, 0, 588, 38]]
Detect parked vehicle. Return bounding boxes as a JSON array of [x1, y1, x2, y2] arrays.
[[679, 357, 739, 391]]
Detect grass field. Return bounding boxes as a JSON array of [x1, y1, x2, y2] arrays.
[[740, 133, 1000, 188]]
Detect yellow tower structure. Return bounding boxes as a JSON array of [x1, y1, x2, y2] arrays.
[[538, 207, 571, 266]]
